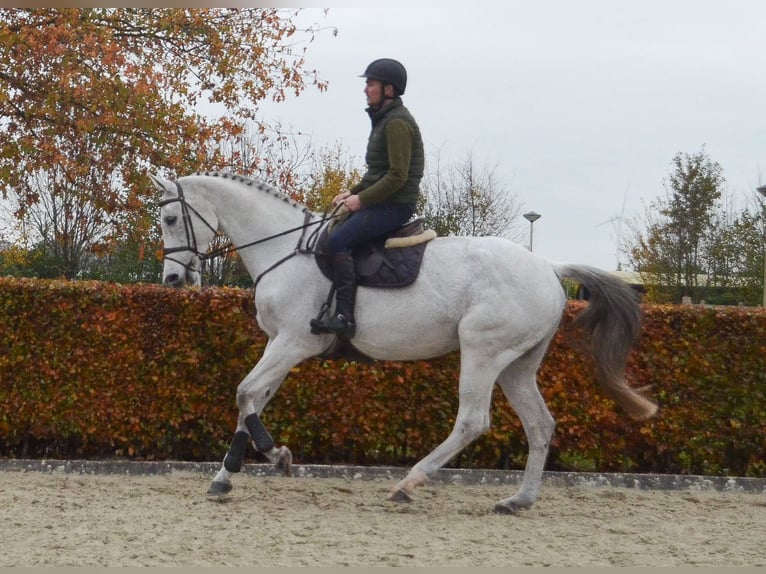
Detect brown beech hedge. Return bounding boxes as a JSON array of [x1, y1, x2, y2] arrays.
[[0, 277, 764, 477]]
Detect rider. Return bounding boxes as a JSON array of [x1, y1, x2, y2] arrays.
[[310, 58, 425, 338]]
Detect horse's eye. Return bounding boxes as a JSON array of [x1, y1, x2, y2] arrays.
[[164, 216, 178, 226]]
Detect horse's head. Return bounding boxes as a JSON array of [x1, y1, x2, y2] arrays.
[[150, 174, 218, 288]]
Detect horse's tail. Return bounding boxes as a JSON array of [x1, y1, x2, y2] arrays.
[[554, 264, 658, 421]]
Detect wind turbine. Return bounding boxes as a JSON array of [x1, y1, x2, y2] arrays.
[[595, 183, 630, 271]]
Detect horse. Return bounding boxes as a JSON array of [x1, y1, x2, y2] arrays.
[[151, 171, 657, 514]]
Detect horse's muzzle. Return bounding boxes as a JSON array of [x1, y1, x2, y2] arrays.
[[163, 273, 186, 288]]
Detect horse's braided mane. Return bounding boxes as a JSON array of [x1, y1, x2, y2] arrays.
[[194, 170, 306, 211]]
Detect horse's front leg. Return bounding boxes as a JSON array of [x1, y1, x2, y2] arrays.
[[207, 337, 313, 497], [207, 416, 293, 496], [207, 424, 293, 496]]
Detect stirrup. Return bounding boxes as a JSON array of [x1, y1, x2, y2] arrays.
[[310, 284, 336, 334], [310, 314, 355, 338], [310, 317, 331, 334]]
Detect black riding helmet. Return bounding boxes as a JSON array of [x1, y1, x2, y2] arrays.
[[360, 58, 407, 95]]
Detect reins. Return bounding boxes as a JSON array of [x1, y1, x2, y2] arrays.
[[160, 181, 344, 288]]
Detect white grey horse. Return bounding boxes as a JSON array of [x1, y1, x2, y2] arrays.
[[151, 172, 657, 514]]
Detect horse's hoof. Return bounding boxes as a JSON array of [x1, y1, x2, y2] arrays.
[[493, 498, 532, 514], [492, 502, 519, 515], [387, 489, 412, 503], [275, 446, 293, 477], [207, 480, 233, 497]]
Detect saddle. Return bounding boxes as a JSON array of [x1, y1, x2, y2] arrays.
[[314, 215, 437, 288]]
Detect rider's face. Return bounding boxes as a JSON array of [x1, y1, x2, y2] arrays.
[[364, 79, 384, 107]]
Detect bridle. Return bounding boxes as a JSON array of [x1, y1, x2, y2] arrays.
[[158, 181, 342, 287], [158, 182, 216, 275]]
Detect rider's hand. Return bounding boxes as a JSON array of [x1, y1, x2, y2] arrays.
[[332, 191, 351, 205], [342, 194, 362, 212]]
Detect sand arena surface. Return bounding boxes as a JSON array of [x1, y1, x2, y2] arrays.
[[0, 469, 764, 567]]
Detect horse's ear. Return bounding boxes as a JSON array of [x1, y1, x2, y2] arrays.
[[149, 173, 173, 194]]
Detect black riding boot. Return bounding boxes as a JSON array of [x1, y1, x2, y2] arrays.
[[311, 253, 357, 338]]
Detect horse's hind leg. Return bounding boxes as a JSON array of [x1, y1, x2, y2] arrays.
[[493, 342, 556, 514], [388, 349, 503, 502]]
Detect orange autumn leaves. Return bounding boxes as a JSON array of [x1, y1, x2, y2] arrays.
[[0, 8, 328, 240], [0, 278, 763, 476]]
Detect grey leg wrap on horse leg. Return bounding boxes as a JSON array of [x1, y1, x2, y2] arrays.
[[223, 431, 250, 473], [245, 413, 275, 453]]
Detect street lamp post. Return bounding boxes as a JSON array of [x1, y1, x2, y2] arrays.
[[523, 211, 541, 251], [758, 185, 766, 307]]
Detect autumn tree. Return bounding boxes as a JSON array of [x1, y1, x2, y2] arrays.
[[13, 169, 115, 279], [0, 8, 331, 279], [419, 151, 523, 239], [626, 149, 723, 301], [702, 199, 764, 305], [625, 148, 763, 305], [301, 142, 363, 211]]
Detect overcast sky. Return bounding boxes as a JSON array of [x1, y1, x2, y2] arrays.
[[255, 0, 766, 271]]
